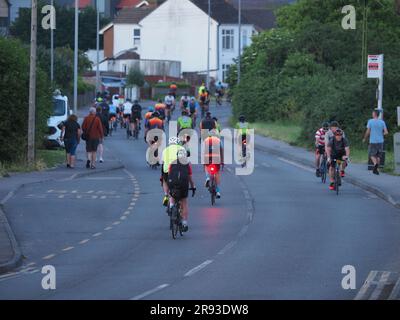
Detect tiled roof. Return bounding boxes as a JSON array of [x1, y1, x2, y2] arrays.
[[191, 0, 250, 24], [242, 9, 276, 30], [114, 6, 155, 23]]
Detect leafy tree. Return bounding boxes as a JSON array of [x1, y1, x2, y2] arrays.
[[0, 38, 51, 163], [10, 2, 110, 51], [126, 67, 145, 88]]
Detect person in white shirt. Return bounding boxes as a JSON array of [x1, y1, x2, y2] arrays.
[[164, 93, 175, 122]]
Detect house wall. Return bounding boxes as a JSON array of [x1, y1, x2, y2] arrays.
[[9, 0, 30, 22], [0, 0, 9, 18], [113, 23, 142, 56], [108, 58, 181, 78], [218, 24, 255, 82], [140, 0, 218, 78]]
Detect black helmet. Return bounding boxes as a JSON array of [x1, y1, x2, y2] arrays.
[[239, 115, 245, 122], [152, 111, 160, 118], [158, 99, 162, 103], [133, 99, 139, 104], [322, 122, 329, 130], [330, 121, 339, 128]]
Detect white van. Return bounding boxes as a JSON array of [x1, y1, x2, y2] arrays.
[[46, 92, 71, 148]]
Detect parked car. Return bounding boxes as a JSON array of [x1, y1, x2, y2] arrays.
[[45, 91, 71, 148]]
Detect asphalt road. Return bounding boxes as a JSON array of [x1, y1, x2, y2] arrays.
[[1, 102, 400, 299]]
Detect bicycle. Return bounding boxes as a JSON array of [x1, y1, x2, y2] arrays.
[[169, 188, 196, 239], [320, 153, 328, 184], [332, 159, 348, 195], [108, 116, 117, 136], [206, 164, 220, 206]]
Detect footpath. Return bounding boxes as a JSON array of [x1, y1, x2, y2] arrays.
[[0, 137, 123, 274]]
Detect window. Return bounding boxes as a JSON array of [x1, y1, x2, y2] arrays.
[[222, 64, 231, 82], [222, 29, 234, 50], [133, 29, 141, 45]]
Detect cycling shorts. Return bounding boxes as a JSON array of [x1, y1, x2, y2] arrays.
[[316, 145, 325, 155]]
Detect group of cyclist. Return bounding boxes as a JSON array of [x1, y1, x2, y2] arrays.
[[314, 121, 350, 191]]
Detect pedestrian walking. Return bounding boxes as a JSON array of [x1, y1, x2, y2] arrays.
[[363, 109, 389, 175], [60, 114, 81, 169], [82, 107, 104, 169]]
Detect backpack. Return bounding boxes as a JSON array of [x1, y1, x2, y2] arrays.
[[189, 103, 196, 114], [168, 163, 189, 200]]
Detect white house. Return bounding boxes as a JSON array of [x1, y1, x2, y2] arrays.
[[101, 0, 275, 82]]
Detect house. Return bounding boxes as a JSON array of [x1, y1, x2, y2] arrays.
[[8, 0, 29, 22], [101, 0, 277, 82], [0, 0, 10, 36]]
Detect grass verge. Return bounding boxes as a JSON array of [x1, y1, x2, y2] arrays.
[[252, 121, 396, 175], [0, 149, 65, 177]]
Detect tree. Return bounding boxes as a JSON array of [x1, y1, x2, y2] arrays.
[[126, 67, 145, 88], [10, 2, 110, 51], [0, 38, 51, 163]]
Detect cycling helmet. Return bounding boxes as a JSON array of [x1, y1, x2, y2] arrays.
[[190, 96, 196, 101], [97, 97, 103, 102], [158, 99, 163, 103], [208, 129, 220, 137], [168, 136, 181, 145], [148, 106, 154, 112], [330, 121, 339, 128], [152, 111, 160, 118], [335, 129, 344, 136], [126, 98, 132, 102], [322, 122, 330, 130], [239, 115, 245, 122], [133, 100, 139, 104]]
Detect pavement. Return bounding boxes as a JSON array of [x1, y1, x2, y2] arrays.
[[0, 132, 123, 273], [0, 101, 399, 300]]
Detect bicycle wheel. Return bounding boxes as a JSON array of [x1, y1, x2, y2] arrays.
[[170, 205, 179, 239], [335, 167, 340, 196], [321, 158, 327, 184], [210, 177, 216, 206]]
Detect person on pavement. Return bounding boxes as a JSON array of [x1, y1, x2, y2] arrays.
[[363, 109, 388, 175], [203, 130, 224, 199], [60, 114, 81, 169], [326, 129, 350, 190], [315, 122, 330, 177], [82, 107, 104, 169]]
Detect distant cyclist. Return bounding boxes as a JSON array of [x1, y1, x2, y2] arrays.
[[188, 97, 199, 128], [130, 100, 142, 137], [164, 92, 175, 122], [180, 93, 190, 111], [315, 122, 329, 177], [203, 130, 224, 199], [155, 99, 166, 120], [177, 109, 193, 133]]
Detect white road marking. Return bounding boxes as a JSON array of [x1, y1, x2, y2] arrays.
[[26, 262, 36, 267], [42, 254, 56, 260], [100, 196, 107, 199], [218, 241, 237, 255], [58, 195, 65, 199], [85, 177, 124, 180], [184, 260, 213, 277], [278, 157, 314, 173], [1, 191, 15, 205], [130, 284, 170, 300], [92, 232, 102, 237], [120, 216, 127, 220], [62, 246, 74, 252], [79, 239, 90, 245], [47, 190, 54, 193], [262, 162, 271, 168], [71, 190, 78, 193], [104, 227, 113, 231], [112, 221, 121, 225], [238, 225, 248, 237], [127, 207, 133, 210]]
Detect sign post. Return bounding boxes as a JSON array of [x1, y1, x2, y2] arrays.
[[367, 54, 384, 119]]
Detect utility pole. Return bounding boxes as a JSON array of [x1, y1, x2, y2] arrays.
[[28, 0, 37, 166], [95, 0, 100, 93], [206, 0, 210, 89], [73, 0, 79, 114], [50, 0, 54, 83], [237, 0, 241, 84]]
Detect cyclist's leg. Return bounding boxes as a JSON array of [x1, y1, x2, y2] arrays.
[[180, 197, 189, 221]]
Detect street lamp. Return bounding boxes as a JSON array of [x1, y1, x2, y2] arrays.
[[73, 0, 79, 114]]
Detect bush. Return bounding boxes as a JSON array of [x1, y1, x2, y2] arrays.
[[0, 38, 52, 163], [154, 81, 190, 89]]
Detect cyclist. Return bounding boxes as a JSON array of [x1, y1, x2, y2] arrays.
[[213, 117, 221, 134], [325, 121, 346, 149], [315, 122, 330, 177], [155, 99, 166, 120], [122, 98, 133, 128], [203, 130, 224, 199], [180, 93, 190, 111], [161, 137, 186, 207], [164, 92, 175, 122], [108, 101, 118, 132], [167, 149, 196, 232], [177, 109, 193, 133], [144, 106, 154, 122], [198, 82, 206, 97], [130, 100, 142, 138], [215, 81, 224, 105], [169, 82, 177, 98], [200, 111, 216, 141], [188, 96, 199, 127], [199, 88, 210, 118], [326, 129, 350, 190], [145, 111, 164, 141]]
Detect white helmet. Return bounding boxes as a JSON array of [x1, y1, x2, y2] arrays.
[[168, 136, 181, 145]]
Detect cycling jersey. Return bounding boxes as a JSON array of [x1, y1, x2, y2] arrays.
[[131, 104, 142, 120], [162, 144, 186, 173], [315, 128, 327, 146], [109, 105, 117, 114], [164, 95, 175, 107], [236, 122, 249, 136], [203, 136, 222, 165], [181, 97, 189, 108], [177, 116, 193, 129], [188, 102, 198, 114], [155, 103, 166, 117], [200, 118, 216, 131], [123, 102, 132, 115], [147, 117, 164, 130], [328, 137, 349, 158]]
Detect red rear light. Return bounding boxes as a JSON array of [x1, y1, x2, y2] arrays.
[[207, 164, 219, 175], [243, 140, 246, 145]]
